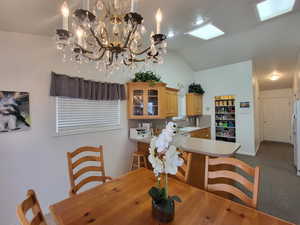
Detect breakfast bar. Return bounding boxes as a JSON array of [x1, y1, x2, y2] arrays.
[[130, 134, 241, 157], [130, 135, 241, 189]]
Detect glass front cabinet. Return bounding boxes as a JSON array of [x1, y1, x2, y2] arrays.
[[127, 82, 168, 119]]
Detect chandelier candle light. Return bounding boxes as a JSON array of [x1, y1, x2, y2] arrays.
[[148, 122, 183, 223], [56, 0, 168, 74]]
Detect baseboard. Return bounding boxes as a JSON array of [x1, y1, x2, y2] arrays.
[[255, 141, 261, 154], [236, 150, 256, 157]]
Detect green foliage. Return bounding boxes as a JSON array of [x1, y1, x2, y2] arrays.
[[149, 186, 181, 204], [188, 82, 205, 95], [132, 71, 161, 86], [169, 195, 182, 203], [149, 186, 166, 202]]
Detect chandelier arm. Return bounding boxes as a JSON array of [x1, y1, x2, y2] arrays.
[[102, 27, 110, 46], [124, 57, 146, 66], [86, 40, 97, 48], [130, 24, 139, 43], [107, 52, 114, 66], [128, 41, 163, 56], [123, 54, 136, 66], [94, 48, 107, 61], [131, 58, 146, 62], [123, 59, 132, 66], [80, 48, 107, 61], [123, 22, 137, 48], [129, 46, 150, 56], [74, 43, 94, 54], [89, 28, 105, 49]]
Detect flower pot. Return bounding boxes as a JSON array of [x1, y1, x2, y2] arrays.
[[152, 199, 175, 223]]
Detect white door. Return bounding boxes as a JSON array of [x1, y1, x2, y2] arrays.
[[262, 98, 291, 143]]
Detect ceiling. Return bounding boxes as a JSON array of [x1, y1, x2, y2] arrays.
[[0, 0, 300, 90]]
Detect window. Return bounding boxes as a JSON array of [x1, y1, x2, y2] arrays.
[[187, 23, 225, 40], [56, 97, 121, 135], [256, 0, 296, 21]]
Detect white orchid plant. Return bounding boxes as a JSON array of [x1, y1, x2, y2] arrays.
[[148, 122, 183, 209]]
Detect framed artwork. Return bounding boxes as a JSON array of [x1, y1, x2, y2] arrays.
[[0, 91, 31, 133], [240, 101, 250, 108]]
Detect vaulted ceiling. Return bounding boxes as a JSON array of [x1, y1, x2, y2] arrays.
[[0, 0, 299, 90]]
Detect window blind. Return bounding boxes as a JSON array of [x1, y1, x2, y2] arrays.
[[56, 97, 121, 135]]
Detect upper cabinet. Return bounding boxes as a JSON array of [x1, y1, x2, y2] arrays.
[[165, 88, 179, 118], [127, 82, 179, 119], [186, 93, 203, 116], [127, 82, 167, 119]]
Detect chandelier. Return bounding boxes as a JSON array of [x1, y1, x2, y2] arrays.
[[55, 0, 168, 73]]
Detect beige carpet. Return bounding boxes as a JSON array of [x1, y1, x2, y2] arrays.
[[237, 141, 300, 224]]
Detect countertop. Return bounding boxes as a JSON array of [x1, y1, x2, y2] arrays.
[[177, 126, 210, 135], [130, 135, 241, 157]]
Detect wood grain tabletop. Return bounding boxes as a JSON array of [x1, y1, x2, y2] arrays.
[[50, 168, 294, 225]]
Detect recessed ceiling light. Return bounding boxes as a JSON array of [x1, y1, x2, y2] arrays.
[[187, 23, 225, 40], [195, 16, 204, 25], [256, 0, 296, 21], [270, 75, 280, 81], [269, 72, 281, 81], [167, 30, 175, 38]]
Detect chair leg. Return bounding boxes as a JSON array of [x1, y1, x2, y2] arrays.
[[142, 156, 148, 169], [137, 155, 141, 169], [131, 154, 136, 171], [131, 152, 148, 170]]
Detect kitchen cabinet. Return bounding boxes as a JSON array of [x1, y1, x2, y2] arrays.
[[127, 82, 179, 119], [190, 128, 211, 139], [186, 93, 203, 116], [127, 82, 167, 119], [165, 88, 179, 117]]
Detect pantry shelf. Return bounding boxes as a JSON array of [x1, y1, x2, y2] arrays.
[[215, 95, 236, 143]]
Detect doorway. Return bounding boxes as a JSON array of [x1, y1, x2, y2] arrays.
[[262, 97, 292, 143]]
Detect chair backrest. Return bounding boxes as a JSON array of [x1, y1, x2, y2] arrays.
[[175, 151, 192, 183], [16, 190, 47, 225], [67, 146, 111, 196], [204, 156, 260, 208]]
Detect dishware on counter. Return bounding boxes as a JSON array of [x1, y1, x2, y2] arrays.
[[130, 128, 151, 139]]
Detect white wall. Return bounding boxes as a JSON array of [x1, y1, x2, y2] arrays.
[[152, 54, 194, 116], [253, 76, 261, 152], [0, 30, 194, 225], [193, 61, 256, 156], [260, 88, 293, 99], [293, 74, 299, 100], [293, 52, 300, 100]]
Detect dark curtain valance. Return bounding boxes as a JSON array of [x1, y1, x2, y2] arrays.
[[50, 72, 126, 100]]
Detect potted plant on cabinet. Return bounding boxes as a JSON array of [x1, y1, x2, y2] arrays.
[[188, 82, 205, 95], [186, 83, 204, 116], [132, 71, 161, 86]]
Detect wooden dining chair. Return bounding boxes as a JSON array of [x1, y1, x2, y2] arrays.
[[204, 156, 260, 208], [131, 151, 148, 170], [175, 150, 192, 183], [16, 190, 48, 225], [67, 146, 112, 196]]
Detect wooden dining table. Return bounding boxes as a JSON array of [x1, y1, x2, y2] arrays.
[[50, 168, 295, 225]]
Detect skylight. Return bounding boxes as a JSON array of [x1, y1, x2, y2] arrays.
[[256, 0, 296, 21], [187, 23, 225, 40]]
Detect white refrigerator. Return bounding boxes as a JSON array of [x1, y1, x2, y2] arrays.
[[292, 100, 300, 176]]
